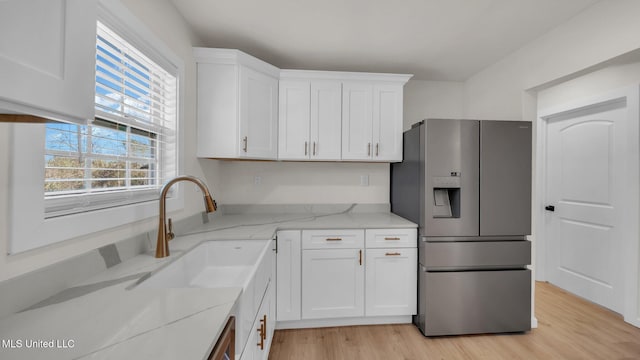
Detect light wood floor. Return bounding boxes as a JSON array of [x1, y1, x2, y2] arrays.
[[268, 282, 640, 359]]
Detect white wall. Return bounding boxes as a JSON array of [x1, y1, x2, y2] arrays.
[[537, 61, 640, 109], [403, 79, 465, 129], [464, 0, 640, 120], [0, 0, 207, 282]]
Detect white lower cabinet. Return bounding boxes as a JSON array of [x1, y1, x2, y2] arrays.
[[239, 241, 276, 360], [302, 248, 365, 319], [241, 282, 273, 360], [365, 248, 417, 316], [275, 228, 416, 330]]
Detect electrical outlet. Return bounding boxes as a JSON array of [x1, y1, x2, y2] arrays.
[[254, 176, 262, 185], [360, 175, 369, 186]]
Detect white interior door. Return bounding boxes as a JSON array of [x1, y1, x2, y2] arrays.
[[544, 98, 628, 314]]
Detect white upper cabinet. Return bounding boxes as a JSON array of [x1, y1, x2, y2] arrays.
[[278, 79, 311, 160], [373, 84, 405, 161], [278, 72, 342, 161], [194, 48, 410, 161], [240, 66, 279, 159], [195, 48, 279, 159], [342, 82, 374, 160], [0, 0, 97, 124], [310, 81, 342, 160], [342, 80, 408, 162], [280, 70, 411, 162]]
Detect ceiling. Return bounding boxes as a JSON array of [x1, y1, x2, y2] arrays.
[[169, 0, 600, 81]]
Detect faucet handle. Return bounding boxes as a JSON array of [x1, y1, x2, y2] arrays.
[[167, 218, 175, 241]]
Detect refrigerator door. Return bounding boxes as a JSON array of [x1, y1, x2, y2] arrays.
[[425, 119, 479, 237], [480, 121, 532, 236]]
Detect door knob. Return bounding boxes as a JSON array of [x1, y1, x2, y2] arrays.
[[545, 205, 555, 212]]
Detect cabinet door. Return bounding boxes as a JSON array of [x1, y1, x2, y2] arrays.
[[278, 80, 310, 160], [276, 231, 301, 321], [365, 248, 417, 316], [196, 62, 239, 158], [341, 82, 373, 160], [240, 66, 278, 159], [264, 281, 276, 358], [240, 325, 257, 360], [0, 0, 96, 124], [302, 249, 364, 319], [373, 84, 404, 161], [241, 282, 273, 360], [310, 80, 342, 160]]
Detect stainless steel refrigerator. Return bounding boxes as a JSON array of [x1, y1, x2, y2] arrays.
[[391, 119, 532, 336]]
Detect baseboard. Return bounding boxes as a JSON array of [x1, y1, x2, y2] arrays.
[[276, 315, 412, 330], [531, 316, 538, 328], [623, 315, 640, 328]]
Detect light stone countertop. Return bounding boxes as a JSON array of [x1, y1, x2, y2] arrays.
[[0, 206, 416, 360]]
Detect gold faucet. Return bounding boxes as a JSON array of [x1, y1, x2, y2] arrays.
[[156, 175, 217, 258]]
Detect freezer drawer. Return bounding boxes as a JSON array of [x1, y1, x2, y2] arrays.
[[418, 269, 531, 336], [421, 240, 531, 269]]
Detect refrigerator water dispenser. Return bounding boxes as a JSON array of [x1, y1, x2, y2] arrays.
[[432, 176, 460, 218]]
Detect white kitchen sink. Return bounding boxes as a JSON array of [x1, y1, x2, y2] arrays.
[[136, 238, 275, 358], [137, 239, 271, 289]]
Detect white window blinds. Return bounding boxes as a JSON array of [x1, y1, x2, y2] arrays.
[[44, 21, 178, 217]]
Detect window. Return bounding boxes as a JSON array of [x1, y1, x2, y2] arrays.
[[9, 7, 184, 254], [43, 22, 177, 218]]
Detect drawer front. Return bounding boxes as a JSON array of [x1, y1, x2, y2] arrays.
[[420, 269, 531, 336], [366, 228, 417, 248], [302, 229, 364, 249], [422, 240, 531, 269]]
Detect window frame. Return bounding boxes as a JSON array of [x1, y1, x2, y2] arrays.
[[8, 1, 185, 254]]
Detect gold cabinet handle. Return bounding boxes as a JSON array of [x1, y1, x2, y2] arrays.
[[242, 136, 248, 152], [326, 237, 342, 241], [359, 249, 363, 265], [376, 143, 379, 156], [257, 326, 264, 349], [385, 252, 401, 256], [257, 315, 266, 349], [305, 141, 308, 156], [384, 237, 401, 241], [367, 142, 371, 156], [262, 314, 267, 340]]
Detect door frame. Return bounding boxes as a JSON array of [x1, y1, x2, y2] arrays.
[[535, 85, 640, 327]]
